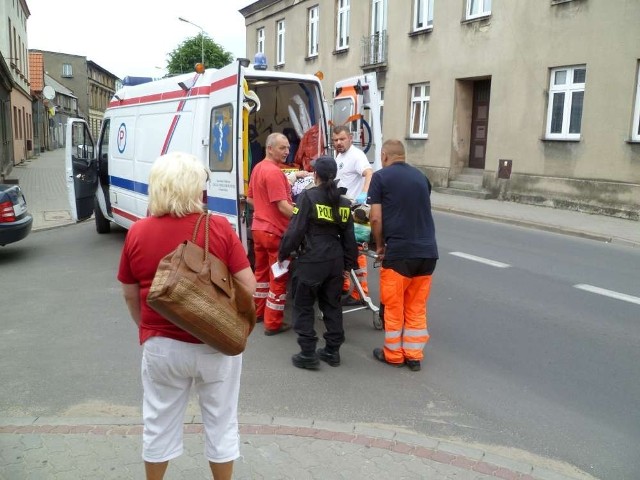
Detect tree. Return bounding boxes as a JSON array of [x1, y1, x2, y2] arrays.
[[166, 34, 234, 75]]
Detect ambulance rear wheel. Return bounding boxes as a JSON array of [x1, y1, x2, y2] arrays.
[[94, 197, 111, 234]]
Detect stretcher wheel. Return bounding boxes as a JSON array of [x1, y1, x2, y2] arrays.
[[372, 311, 383, 330]]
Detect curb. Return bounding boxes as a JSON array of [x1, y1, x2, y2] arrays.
[[0, 416, 590, 480], [432, 205, 640, 248]]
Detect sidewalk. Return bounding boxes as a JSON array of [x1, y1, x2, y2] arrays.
[[8, 149, 639, 247], [0, 415, 595, 480], [4, 149, 629, 479]]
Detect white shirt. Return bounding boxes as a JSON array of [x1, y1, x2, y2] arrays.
[[335, 145, 371, 200]]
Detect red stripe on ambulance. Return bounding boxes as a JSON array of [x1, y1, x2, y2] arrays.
[[108, 74, 237, 108]]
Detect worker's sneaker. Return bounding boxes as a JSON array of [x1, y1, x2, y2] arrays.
[[405, 360, 421, 372], [292, 352, 320, 370], [264, 323, 292, 336], [373, 348, 404, 368], [317, 347, 341, 367]]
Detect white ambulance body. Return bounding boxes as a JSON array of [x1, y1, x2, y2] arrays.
[[65, 60, 381, 249]]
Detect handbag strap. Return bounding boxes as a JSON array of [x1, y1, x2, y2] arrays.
[[192, 212, 210, 261]]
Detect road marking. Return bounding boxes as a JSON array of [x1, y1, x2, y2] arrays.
[[449, 252, 511, 268], [574, 284, 640, 306]]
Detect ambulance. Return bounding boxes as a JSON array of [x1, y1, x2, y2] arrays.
[[65, 58, 381, 250]]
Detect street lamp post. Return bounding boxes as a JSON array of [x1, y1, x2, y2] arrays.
[[178, 17, 204, 66]]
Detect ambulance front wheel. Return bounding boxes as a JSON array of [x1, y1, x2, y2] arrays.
[[94, 197, 111, 234]]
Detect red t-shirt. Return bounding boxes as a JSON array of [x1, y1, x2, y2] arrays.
[[117, 213, 250, 345], [247, 159, 292, 236]]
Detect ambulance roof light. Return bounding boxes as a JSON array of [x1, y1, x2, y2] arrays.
[[195, 63, 205, 74], [254, 52, 267, 70], [122, 76, 154, 86]]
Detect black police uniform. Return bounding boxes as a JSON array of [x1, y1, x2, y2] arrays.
[[278, 186, 358, 356]]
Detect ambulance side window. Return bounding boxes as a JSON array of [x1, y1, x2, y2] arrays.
[[209, 104, 234, 172]]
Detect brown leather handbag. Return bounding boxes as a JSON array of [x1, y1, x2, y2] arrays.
[[146, 213, 256, 355]]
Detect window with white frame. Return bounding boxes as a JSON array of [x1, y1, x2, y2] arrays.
[[257, 28, 265, 54], [276, 20, 285, 65], [308, 6, 319, 57], [371, 0, 387, 35], [466, 0, 491, 20], [410, 83, 430, 138], [632, 64, 640, 142], [62, 63, 73, 77], [546, 65, 586, 140], [413, 0, 434, 31], [336, 0, 350, 51]]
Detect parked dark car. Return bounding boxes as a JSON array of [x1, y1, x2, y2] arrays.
[[0, 184, 32, 246]]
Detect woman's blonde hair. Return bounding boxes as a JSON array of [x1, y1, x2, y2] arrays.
[[147, 152, 209, 217]]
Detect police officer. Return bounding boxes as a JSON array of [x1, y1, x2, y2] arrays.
[[278, 156, 358, 370]]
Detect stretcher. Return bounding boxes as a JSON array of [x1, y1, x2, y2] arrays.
[[342, 245, 383, 330]]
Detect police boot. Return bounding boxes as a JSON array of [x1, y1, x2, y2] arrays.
[[292, 352, 320, 370], [317, 347, 341, 367]]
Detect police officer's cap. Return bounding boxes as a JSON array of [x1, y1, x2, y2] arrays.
[[311, 156, 337, 180]]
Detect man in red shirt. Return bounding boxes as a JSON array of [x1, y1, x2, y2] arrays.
[[247, 133, 295, 335]]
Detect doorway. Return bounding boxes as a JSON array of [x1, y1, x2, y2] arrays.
[[469, 79, 491, 169]]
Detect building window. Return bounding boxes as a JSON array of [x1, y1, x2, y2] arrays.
[[276, 20, 286, 65], [632, 64, 640, 142], [308, 6, 319, 57], [336, 0, 350, 51], [62, 63, 73, 78], [413, 0, 434, 31], [546, 65, 586, 140], [466, 0, 491, 20], [371, 0, 387, 35], [257, 28, 265, 54], [410, 83, 430, 138]]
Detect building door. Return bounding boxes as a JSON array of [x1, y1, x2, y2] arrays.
[[469, 79, 491, 169]]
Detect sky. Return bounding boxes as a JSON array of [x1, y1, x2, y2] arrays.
[[26, 0, 255, 79]]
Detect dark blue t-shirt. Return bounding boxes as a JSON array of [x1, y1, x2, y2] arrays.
[[368, 162, 438, 261]]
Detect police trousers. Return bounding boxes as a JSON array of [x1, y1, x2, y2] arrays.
[[292, 256, 345, 355]]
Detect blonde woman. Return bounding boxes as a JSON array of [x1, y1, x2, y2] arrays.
[[118, 152, 255, 480]]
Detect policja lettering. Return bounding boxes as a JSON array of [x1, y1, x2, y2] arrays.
[[316, 204, 335, 222], [314, 204, 350, 223]]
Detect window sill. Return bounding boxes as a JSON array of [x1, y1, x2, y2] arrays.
[[551, 0, 578, 5], [409, 27, 434, 38], [274, 64, 285, 70], [461, 13, 491, 24], [305, 55, 319, 62], [540, 137, 581, 142], [625, 139, 640, 144], [333, 48, 349, 56], [406, 135, 429, 141]]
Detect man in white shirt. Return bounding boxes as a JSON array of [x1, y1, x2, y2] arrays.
[[332, 125, 373, 305]]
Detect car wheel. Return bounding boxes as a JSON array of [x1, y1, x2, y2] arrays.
[[94, 197, 111, 234]]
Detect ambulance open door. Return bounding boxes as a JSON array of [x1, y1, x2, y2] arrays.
[[65, 118, 98, 222], [333, 73, 383, 171], [206, 61, 255, 249]]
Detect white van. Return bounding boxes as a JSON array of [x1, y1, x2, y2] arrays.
[[65, 59, 381, 250]]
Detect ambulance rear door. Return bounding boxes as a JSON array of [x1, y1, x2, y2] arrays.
[[333, 73, 383, 171], [65, 118, 98, 221], [206, 61, 246, 244]]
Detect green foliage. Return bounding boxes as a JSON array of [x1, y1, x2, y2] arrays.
[[166, 34, 234, 75]]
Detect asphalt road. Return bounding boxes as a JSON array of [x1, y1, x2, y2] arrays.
[[1, 212, 638, 479]]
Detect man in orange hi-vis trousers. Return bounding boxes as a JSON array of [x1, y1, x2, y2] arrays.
[[247, 133, 295, 336], [368, 139, 438, 372]]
